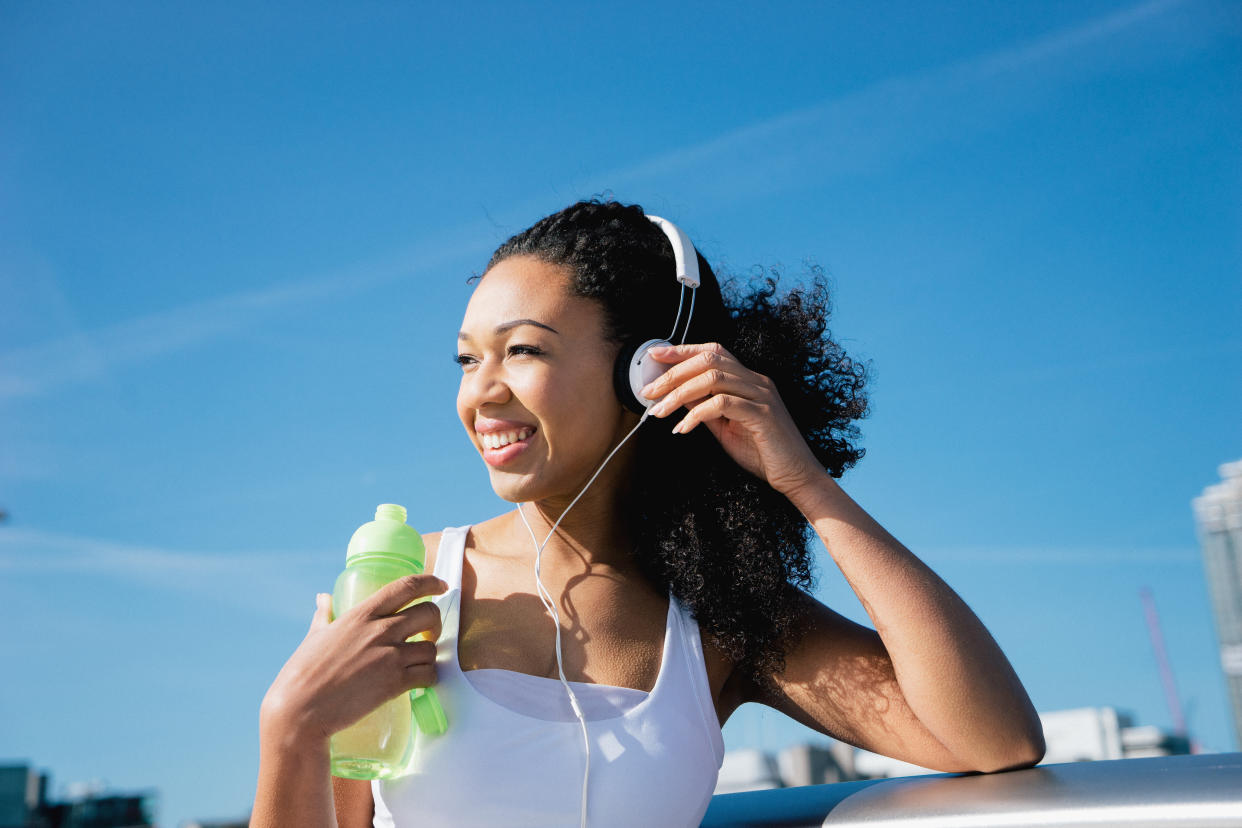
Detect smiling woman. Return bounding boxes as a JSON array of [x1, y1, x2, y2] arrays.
[[251, 199, 1044, 828], [455, 258, 637, 501]]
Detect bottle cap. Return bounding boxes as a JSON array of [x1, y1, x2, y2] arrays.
[[346, 503, 426, 570], [411, 687, 449, 735]]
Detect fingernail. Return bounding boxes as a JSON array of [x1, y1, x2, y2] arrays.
[[649, 400, 668, 417]]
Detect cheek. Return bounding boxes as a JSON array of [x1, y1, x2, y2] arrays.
[[456, 383, 480, 439], [541, 364, 609, 418]]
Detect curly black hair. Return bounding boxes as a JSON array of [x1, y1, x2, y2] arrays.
[[483, 199, 869, 683]]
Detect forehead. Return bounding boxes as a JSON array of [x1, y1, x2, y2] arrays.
[[461, 256, 599, 333]]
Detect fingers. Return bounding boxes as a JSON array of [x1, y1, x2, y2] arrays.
[[640, 343, 756, 406], [396, 638, 437, 669], [673, 393, 765, 435], [367, 574, 448, 617], [365, 641, 440, 700], [382, 600, 444, 643], [393, 641, 438, 689], [308, 592, 332, 634], [647, 370, 754, 420], [640, 344, 776, 431], [646, 341, 733, 365], [402, 660, 438, 689]]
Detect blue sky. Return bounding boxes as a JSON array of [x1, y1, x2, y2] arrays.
[[2, 1, 1239, 824]]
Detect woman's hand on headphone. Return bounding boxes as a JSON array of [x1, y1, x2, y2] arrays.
[[259, 574, 446, 746], [641, 342, 823, 496]]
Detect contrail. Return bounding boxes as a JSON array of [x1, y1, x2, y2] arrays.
[[0, 0, 1189, 403], [0, 526, 333, 622]]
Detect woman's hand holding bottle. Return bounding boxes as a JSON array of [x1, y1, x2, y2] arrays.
[[260, 574, 447, 748]]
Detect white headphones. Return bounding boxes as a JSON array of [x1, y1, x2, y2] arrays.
[[517, 213, 700, 828], [612, 215, 702, 414]]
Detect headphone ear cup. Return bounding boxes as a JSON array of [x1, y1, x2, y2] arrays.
[[613, 338, 673, 415], [613, 340, 647, 414]]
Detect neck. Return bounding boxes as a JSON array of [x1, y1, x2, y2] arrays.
[[513, 458, 639, 574]]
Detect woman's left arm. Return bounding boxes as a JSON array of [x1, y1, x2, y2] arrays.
[[642, 342, 1045, 773]]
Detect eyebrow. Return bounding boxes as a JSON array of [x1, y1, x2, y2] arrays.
[[457, 319, 561, 341]]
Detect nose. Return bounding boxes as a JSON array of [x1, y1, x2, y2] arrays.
[[457, 357, 512, 412]]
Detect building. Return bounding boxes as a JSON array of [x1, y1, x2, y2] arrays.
[[0, 764, 154, 828], [852, 707, 1190, 779], [0, 766, 45, 828], [717, 706, 1191, 791], [1194, 458, 1242, 749], [715, 742, 863, 794]]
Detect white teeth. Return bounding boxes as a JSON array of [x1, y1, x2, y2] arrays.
[[480, 427, 533, 450]]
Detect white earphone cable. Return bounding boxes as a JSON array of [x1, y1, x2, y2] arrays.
[[664, 283, 686, 343], [516, 409, 650, 828], [678, 287, 697, 345]]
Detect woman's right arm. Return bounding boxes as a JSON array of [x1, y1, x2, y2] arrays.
[[332, 778, 375, 828], [253, 718, 335, 828], [251, 574, 446, 828]]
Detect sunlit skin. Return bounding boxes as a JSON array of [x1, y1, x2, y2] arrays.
[[454, 256, 642, 529], [253, 254, 1045, 828]]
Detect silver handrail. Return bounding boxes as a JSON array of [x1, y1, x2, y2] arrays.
[[701, 753, 1242, 827]]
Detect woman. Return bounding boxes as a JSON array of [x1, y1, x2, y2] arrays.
[[253, 200, 1044, 827]]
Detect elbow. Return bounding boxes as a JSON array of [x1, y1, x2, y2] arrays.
[[973, 725, 1046, 773]]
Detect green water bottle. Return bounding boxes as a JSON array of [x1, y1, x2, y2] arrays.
[[329, 503, 448, 780]]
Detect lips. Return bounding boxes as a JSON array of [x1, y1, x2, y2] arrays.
[[479, 427, 536, 468]]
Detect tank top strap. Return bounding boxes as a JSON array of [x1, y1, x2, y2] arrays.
[[433, 524, 469, 590], [669, 595, 727, 764]]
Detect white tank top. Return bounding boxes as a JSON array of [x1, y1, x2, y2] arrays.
[[372, 525, 725, 827]]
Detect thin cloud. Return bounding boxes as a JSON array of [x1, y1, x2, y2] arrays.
[[586, 0, 1192, 201], [973, 0, 1186, 77], [0, 526, 234, 574], [0, 259, 401, 402], [0, 526, 332, 622], [0, 231, 489, 404]]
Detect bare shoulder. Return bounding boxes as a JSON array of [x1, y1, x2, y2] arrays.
[[421, 513, 504, 575]]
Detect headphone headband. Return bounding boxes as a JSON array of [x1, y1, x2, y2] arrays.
[[646, 215, 701, 289], [611, 214, 702, 415]]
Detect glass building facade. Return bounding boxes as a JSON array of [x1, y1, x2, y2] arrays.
[[1194, 459, 1242, 749]]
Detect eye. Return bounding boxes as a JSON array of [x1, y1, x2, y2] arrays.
[[507, 344, 544, 357], [453, 345, 543, 369]]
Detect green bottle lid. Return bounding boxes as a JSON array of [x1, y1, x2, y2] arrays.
[[346, 503, 426, 572], [411, 687, 449, 735]]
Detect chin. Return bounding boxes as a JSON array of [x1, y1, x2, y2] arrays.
[[486, 466, 584, 507], [484, 470, 541, 504]]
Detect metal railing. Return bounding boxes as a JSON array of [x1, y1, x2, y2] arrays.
[[701, 753, 1242, 827]]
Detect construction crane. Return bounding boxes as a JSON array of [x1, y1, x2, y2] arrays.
[[1140, 586, 1188, 740]]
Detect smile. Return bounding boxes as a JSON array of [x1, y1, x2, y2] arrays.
[[478, 428, 537, 468], [479, 427, 535, 450]]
